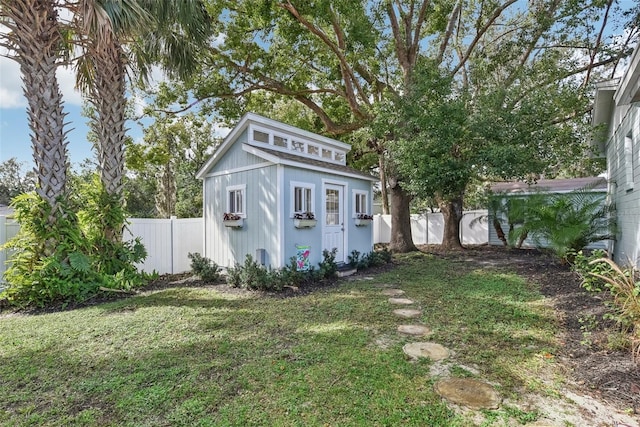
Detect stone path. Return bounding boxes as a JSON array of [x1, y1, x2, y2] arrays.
[[380, 285, 502, 412]]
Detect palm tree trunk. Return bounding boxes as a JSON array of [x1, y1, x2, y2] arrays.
[[90, 34, 127, 201], [3, 0, 69, 231], [88, 33, 127, 241]]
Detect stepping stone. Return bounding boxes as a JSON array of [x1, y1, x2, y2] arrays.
[[403, 342, 449, 361], [434, 378, 500, 410], [381, 288, 405, 296], [393, 309, 422, 318], [388, 297, 414, 305], [397, 324, 431, 336]]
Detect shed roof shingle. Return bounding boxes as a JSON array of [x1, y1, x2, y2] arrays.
[[246, 144, 378, 182]]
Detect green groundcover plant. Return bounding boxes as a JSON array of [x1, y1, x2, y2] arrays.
[[1, 178, 150, 308]]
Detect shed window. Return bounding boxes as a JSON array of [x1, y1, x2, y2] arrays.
[[353, 190, 368, 216], [322, 148, 332, 159], [307, 145, 319, 156], [253, 130, 269, 144], [226, 185, 246, 217], [291, 182, 315, 217], [625, 131, 634, 191], [334, 151, 345, 162], [274, 135, 288, 148], [292, 140, 305, 152]]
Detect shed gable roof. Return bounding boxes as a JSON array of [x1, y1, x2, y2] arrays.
[[243, 144, 377, 182], [196, 112, 376, 182]]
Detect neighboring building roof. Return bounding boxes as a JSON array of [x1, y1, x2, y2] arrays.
[[243, 144, 378, 182], [490, 177, 607, 195]]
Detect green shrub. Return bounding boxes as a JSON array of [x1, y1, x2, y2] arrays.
[[318, 249, 338, 278], [278, 257, 306, 287], [224, 255, 279, 291], [571, 249, 612, 292], [348, 250, 368, 270], [376, 247, 393, 264], [1, 181, 149, 308], [188, 252, 221, 282], [225, 263, 242, 288], [1, 193, 101, 307], [349, 248, 393, 271]]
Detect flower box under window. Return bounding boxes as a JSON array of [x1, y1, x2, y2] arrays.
[[223, 213, 243, 228], [293, 212, 316, 228], [355, 214, 373, 226]]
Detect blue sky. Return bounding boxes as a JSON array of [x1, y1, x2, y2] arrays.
[[0, 57, 142, 172]]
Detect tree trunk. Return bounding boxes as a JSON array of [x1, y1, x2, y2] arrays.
[[388, 178, 417, 253], [438, 196, 464, 251], [378, 155, 390, 214], [7, 0, 69, 236], [89, 32, 127, 242], [493, 218, 508, 246], [91, 34, 127, 202]]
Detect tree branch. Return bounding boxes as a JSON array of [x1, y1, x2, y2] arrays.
[[451, 0, 518, 77]]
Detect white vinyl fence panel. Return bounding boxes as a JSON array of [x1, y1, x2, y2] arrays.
[[0, 216, 203, 281], [0, 216, 20, 285], [124, 217, 203, 275], [373, 210, 488, 245], [1, 212, 486, 282]]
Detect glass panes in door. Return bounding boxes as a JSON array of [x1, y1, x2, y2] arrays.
[[325, 189, 340, 225]]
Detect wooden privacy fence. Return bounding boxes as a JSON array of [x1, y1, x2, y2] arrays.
[[1, 212, 487, 282]]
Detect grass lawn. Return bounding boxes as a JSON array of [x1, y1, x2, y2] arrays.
[[0, 252, 559, 426]]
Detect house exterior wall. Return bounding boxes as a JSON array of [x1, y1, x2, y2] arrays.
[[281, 166, 373, 267], [202, 136, 280, 268], [606, 103, 640, 266]]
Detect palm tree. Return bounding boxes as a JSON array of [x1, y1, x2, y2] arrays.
[[526, 187, 616, 261], [0, 0, 69, 236], [72, 0, 211, 241]]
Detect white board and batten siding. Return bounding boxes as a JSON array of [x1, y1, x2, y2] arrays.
[[203, 164, 279, 268], [201, 127, 281, 268]]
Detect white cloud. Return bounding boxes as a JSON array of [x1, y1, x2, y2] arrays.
[[0, 57, 25, 108], [0, 55, 85, 109], [56, 65, 84, 106]]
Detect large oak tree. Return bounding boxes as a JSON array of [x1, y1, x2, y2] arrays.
[[150, 0, 637, 251]]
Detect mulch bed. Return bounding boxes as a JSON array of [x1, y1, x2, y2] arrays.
[[420, 244, 640, 415]]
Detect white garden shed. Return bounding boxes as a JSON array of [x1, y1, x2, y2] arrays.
[[196, 113, 377, 269]]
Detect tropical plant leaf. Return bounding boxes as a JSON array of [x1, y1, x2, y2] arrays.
[[69, 251, 91, 273]]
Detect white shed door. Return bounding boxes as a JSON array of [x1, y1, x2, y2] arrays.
[[323, 184, 345, 263]]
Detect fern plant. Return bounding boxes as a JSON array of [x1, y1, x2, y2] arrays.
[[525, 186, 615, 261]]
